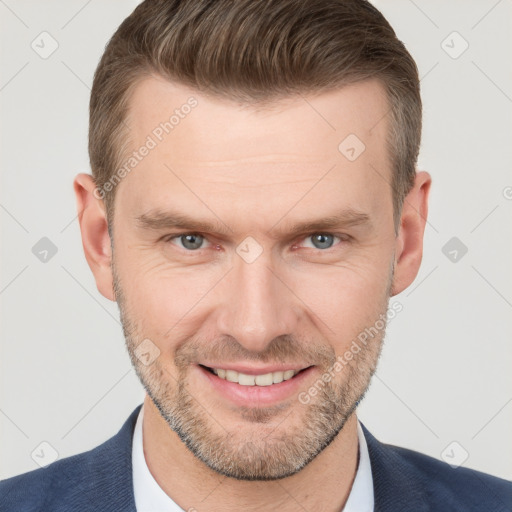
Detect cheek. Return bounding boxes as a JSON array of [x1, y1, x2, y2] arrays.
[[116, 228, 393, 346], [291, 261, 391, 346], [124, 265, 217, 339]]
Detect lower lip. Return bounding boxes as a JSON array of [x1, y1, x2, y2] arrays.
[[196, 365, 316, 407]]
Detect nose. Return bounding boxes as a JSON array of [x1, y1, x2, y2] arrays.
[[215, 248, 300, 354]]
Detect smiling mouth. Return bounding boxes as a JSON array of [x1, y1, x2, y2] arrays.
[[199, 364, 312, 387]]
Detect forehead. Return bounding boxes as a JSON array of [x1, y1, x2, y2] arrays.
[[116, 75, 392, 223]]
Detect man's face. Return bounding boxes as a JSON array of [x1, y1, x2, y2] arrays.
[[111, 76, 398, 480]]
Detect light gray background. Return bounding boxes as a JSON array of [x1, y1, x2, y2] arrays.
[[1, 0, 511, 481]]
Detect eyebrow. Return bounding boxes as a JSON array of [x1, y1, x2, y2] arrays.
[[134, 207, 372, 239]]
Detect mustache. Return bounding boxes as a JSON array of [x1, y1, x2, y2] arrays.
[[174, 334, 336, 369]]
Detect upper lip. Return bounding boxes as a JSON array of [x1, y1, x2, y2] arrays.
[[199, 363, 312, 375]]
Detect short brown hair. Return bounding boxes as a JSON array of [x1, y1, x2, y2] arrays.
[[89, 0, 421, 232]]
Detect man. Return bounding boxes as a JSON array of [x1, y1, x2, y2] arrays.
[[1, 0, 511, 510]]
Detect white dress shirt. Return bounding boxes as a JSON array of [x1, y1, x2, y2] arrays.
[[132, 404, 374, 511]]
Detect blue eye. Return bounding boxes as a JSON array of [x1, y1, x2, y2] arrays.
[[302, 233, 341, 250], [163, 232, 345, 253], [168, 233, 207, 251]]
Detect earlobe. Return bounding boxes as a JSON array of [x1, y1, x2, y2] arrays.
[[390, 170, 432, 296], [73, 173, 115, 302]]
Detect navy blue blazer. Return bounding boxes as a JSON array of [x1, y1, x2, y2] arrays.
[[1, 403, 511, 511]]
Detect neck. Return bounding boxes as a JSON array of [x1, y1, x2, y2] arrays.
[[141, 395, 360, 512]]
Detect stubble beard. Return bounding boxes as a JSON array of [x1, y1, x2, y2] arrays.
[[113, 260, 391, 480]]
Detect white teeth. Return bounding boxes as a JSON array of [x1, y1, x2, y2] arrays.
[[255, 373, 273, 386], [238, 373, 256, 386], [272, 371, 284, 384], [225, 370, 238, 383], [210, 368, 301, 386], [283, 370, 295, 380]]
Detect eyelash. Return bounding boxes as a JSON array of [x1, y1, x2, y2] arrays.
[[162, 232, 349, 252]]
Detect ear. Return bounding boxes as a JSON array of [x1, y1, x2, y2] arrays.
[[73, 173, 115, 301], [391, 170, 432, 296]]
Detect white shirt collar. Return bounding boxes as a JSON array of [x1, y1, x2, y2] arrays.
[[132, 404, 374, 512]]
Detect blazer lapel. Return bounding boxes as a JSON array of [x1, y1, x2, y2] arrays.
[[71, 403, 142, 511], [360, 422, 430, 512]]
